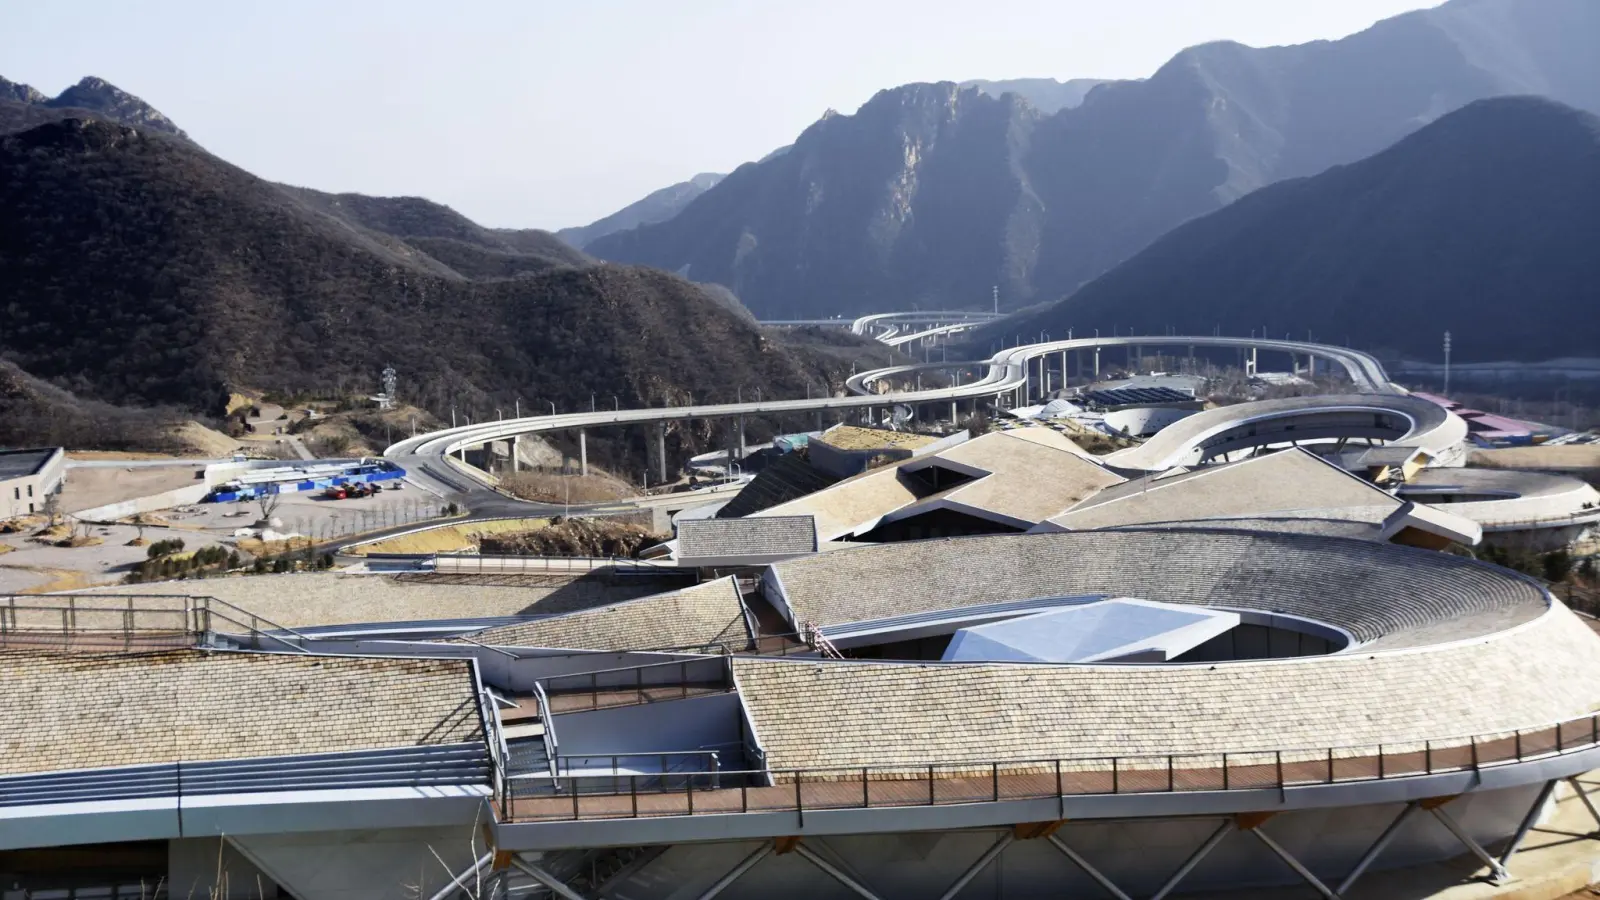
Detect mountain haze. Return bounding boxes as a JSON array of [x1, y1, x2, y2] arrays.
[[557, 173, 725, 250], [1001, 97, 1600, 363], [587, 0, 1600, 320], [960, 77, 1111, 114]]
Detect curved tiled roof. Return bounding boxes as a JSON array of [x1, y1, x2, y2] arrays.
[[734, 605, 1600, 772], [767, 529, 1547, 649]]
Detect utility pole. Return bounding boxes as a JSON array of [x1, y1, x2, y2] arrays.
[[1443, 331, 1452, 396]]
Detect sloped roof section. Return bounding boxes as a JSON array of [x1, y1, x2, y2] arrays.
[[678, 515, 818, 564], [466, 576, 751, 652], [1044, 449, 1406, 531], [0, 650, 481, 777]]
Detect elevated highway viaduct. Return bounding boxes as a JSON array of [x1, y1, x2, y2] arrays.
[[386, 335, 1413, 499]]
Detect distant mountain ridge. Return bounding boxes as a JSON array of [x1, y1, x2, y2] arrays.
[[586, 0, 1600, 319], [959, 77, 1111, 114], [557, 172, 725, 249], [0, 75, 186, 138], [998, 96, 1600, 363]]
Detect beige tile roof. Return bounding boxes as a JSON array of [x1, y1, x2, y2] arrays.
[[1046, 449, 1403, 531], [766, 529, 1546, 648], [756, 465, 932, 542], [72, 573, 661, 628], [734, 605, 1600, 772], [0, 650, 482, 777], [904, 432, 1124, 525], [465, 577, 751, 652]]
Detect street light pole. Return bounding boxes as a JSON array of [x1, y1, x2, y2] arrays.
[[547, 400, 556, 416]]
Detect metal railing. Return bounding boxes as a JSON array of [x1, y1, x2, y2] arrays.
[[531, 681, 560, 785], [537, 656, 736, 713], [0, 744, 491, 808], [431, 553, 671, 576], [0, 594, 321, 655], [497, 710, 1600, 823], [545, 750, 723, 793]]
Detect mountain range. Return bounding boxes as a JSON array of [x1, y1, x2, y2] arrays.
[[0, 114, 872, 448], [996, 96, 1600, 364], [583, 0, 1600, 321], [557, 172, 725, 250], [0, 75, 186, 139]]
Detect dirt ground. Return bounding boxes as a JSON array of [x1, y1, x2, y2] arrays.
[[59, 464, 207, 513], [0, 521, 231, 593], [350, 518, 550, 555]]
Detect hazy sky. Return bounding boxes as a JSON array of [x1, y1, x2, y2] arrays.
[[3, 0, 1437, 230]]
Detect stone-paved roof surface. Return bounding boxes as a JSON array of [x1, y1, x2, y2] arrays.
[[466, 577, 751, 652], [767, 529, 1546, 648], [678, 516, 817, 561], [0, 650, 482, 776], [734, 604, 1600, 772]]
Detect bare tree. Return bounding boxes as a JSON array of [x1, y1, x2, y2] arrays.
[[257, 491, 282, 523], [40, 490, 61, 527]]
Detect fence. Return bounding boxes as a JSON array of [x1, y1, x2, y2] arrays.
[[280, 499, 453, 544], [498, 710, 1600, 822], [430, 553, 671, 577], [537, 656, 736, 714], [0, 594, 319, 654]]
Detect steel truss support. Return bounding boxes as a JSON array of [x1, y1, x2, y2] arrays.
[[695, 843, 776, 900], [1248, 822, 1339, 899], [1150, 819, 1233, 900], [793, 843, 885, 900], [937, 834, 1014, 900], [1569, 777, 1600, 834], [1045, 834, 1133, 900], [1423, 797, 1511, 884], [1500, 779, 1561, 867], [425, 852, 493, 900], [509, 857, 588, 900], [1337, 802, 1419, 895]]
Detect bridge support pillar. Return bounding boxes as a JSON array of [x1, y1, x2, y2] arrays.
[[1247, 347, 1258, 377], [1188, 345, 1195, 372], [1093, 347, 1101, 378], [578, 430, 587, 477], [814, 409, 824, 432], [737, 416, 746, 459], [654, 424, 668, 485], [1060, 351, 1069, 391], [511, 435, 522, 473], [950, 400, 959, 424]]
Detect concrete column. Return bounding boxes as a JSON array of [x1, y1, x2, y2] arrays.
[[814, 409, 824, 432], [578, 429, 587, 477], [737, 415, 746, 458], [1188, 345, 1196, 372], [655, 424, 668, 485], [1093, 347, 1101, 378], [1248, 347, 1258, 376], [1308, 355, 1316, 377], [511, 435, 522, 472], [458, 444, 467, 463], [950, 400, 959, 423], [1060, 351, 1069, 390]]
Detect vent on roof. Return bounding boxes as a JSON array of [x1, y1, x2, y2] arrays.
[[902, 463, 979, 492]]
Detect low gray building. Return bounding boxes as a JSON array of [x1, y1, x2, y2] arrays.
[[0, 447, 65, 519]]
